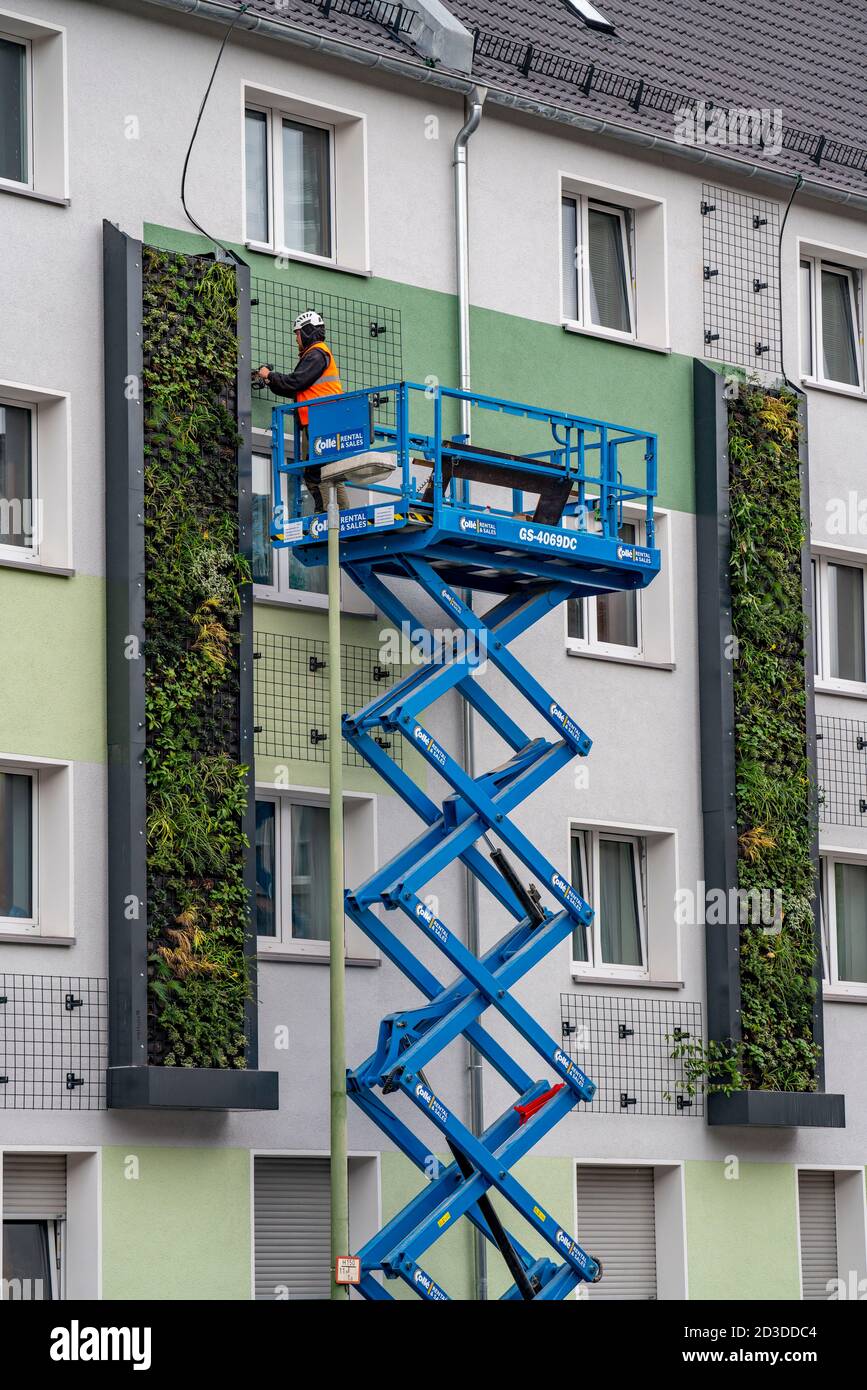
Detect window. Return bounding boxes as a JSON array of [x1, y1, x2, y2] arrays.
[[253, 446, 374, 610], [567, 521, 641, 655], [0, 401, 36, 555], [0, 770, 35, 926], [0, 33, 29, 187], [245, 104, 334, 261], [565, 0, 615, 31], [0, 756, 72, 940], [0, 13, 67, 202], [800, 256, 863, 389], [254, 788, 376, 961], [2, 1153, 66, 1300], [571, 828, 646, 973], [562, 195, 634, 337], [0, 381, 72, 570], [252, 451, 326, 601], [812, 555, 867, 689], [256, 796, 330, 946], [821, 855, 867, 993]]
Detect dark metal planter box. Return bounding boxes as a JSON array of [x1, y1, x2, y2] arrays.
[[108, 1065, 279, 1112], [707, 1090, 844, 1128]]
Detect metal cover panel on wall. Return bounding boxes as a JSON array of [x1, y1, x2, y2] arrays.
[[254, 1156, 330, 1300], [798, 1170, 838, 1300], [576, 1165, 657, 1299], [2, 1153, 67, 1219]]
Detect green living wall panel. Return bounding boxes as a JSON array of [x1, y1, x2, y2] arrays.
[[685, 1160, 800, 1300], [101, 1145, 252, 1300], [0, 569, 105, 763], [146, 225, 695, 515]]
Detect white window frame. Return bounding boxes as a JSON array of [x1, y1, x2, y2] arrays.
[[570, 827, 648, 978], [255, 790, 328, 957], [566, 516, 643, 658], [799, 249, 865, 393], [0, 28, 32, 192], [819, 852, 867, 999], [812, 552, 867, 695], [0, 395, 38, 561], [562, 194, 636, 341], [255, 785, 377, 961], [244, 101, 336, 265], [0, 766, 37, 932], [252, 439, 373, 614], [0, 753, 73, 942]]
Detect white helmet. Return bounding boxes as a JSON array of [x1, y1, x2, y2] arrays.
[[293, 310, 325, 332]]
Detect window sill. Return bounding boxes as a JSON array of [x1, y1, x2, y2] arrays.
[[566, 646, 674, 671], [815, 678, 867, 701], [258, 948, 380, 967], [0, 182, 69, 208], [570, 972, 683, 989], [0, 556, 74, 578], [823, 988, 867, 1003], [800, 376, 866, 402], [0, 932, 74, 946], [245, 241, 372, 279], [253, 589, 375, 618], [562, 321, 670, 355]]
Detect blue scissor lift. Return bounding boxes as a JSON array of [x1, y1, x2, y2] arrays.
[[269, 381, 660, 1300]]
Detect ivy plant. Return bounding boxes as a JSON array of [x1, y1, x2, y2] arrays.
[[141, 247, 250, 1068]]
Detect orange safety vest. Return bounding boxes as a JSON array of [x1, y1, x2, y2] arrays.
[[296, 341, 342, 426]]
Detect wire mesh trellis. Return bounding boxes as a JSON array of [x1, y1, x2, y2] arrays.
[[0, 976, 107, 1110], [701, 183, 781, 373], [559, 993, 705, 1116], [251, 277, 403, 425], [254, 630, 405, 768], [816, 714, 867, 827]]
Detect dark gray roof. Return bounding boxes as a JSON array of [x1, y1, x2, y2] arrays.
[[237, 0, 867, 195]]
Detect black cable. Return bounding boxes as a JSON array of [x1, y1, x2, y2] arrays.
[[779, 172, 805, 393], [180, 2, 250, 258]]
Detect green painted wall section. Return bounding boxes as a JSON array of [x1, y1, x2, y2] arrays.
[[101, 1145, 251, 1300], [0, 569, 105, 763], [146, 225, 695, 514], [487, 1156, 577, 1299], [380, 1152, 475, 1300], [685, 1160, 801, 1301]]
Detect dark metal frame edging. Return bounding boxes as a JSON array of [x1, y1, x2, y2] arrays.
[[103, 220, 277, 1111], [693, 359, 843, 1129]]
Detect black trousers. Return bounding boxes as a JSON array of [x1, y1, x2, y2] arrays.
[[299, 427, 349, 510]]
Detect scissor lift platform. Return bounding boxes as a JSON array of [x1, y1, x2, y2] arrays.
[[267, 382, 661, 1299], [270, 381, 659, 597]]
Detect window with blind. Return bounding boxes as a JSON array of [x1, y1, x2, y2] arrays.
[[798, 1170, 838, 1300], [253, 1156, 331, 1300], [2, 1152, 66, 1300], [576, 1165, 657, 1299]]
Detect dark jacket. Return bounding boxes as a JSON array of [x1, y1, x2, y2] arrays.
[[267, 348, 329, 399]]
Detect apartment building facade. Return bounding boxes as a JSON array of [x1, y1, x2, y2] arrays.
[[0, 0, 866, 1300]]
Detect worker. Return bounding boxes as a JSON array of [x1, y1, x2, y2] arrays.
[[257, 310, 348, 510]]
